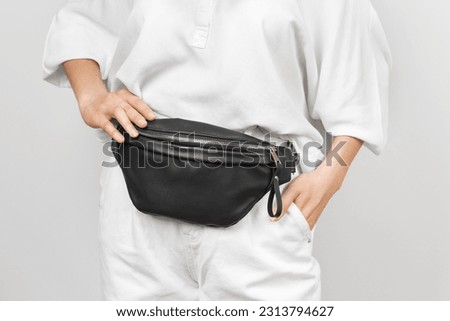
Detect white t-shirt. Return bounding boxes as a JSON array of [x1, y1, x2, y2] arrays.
[[42, 0, 392, 170]]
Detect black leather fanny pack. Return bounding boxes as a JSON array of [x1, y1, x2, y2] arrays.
[[111, 118, 300, 227]]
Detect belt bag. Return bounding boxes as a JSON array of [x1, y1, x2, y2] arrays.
[[111, 118, 300, 227]]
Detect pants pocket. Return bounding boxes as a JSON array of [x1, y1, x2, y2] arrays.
[[286, 201, 312, 244]]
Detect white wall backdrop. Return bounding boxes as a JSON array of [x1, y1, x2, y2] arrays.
[[0, 0, 449, 300]]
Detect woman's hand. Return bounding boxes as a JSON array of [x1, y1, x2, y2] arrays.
[[79, 88, 156, 143], [272, 136, 364, 230], [273, 164, 347, 230], [62, 59, 156, 143]]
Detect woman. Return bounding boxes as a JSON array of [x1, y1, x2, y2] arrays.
[[42, 0, 391, 300]]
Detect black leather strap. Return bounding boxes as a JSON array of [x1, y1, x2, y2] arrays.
[[267, 174, 282, 218]]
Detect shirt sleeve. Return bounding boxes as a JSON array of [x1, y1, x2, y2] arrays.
[[42, 0, 132, 88], [302, 0, 392, 155]]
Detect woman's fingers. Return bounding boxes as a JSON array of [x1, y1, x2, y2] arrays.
[[113, 107, 139, 138], [100, 104, 142, 143], [101, 119, 125, 143], [124, 92, 156, 121], [78, 89, 154, 142], [123, 104, 148, 128]]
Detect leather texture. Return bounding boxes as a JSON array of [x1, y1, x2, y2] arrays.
[[111, 118, 299, 227]]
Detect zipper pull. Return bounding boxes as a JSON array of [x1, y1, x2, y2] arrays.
[[267, 146, 283, 218], [270, 146, 281, 166], [267, 176, 282, 218]]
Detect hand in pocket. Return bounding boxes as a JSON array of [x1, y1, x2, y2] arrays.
[[270, 165, 344, 231]]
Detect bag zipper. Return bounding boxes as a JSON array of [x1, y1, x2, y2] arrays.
[[134, 128, 276, 155]]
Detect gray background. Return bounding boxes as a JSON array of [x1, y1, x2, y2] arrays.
[[0, 0, 449, 300]]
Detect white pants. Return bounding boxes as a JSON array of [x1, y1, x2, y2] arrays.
[[98, 127, 321, 301]]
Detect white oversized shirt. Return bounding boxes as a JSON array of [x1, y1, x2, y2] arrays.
[[42, 0, 392, 169]]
